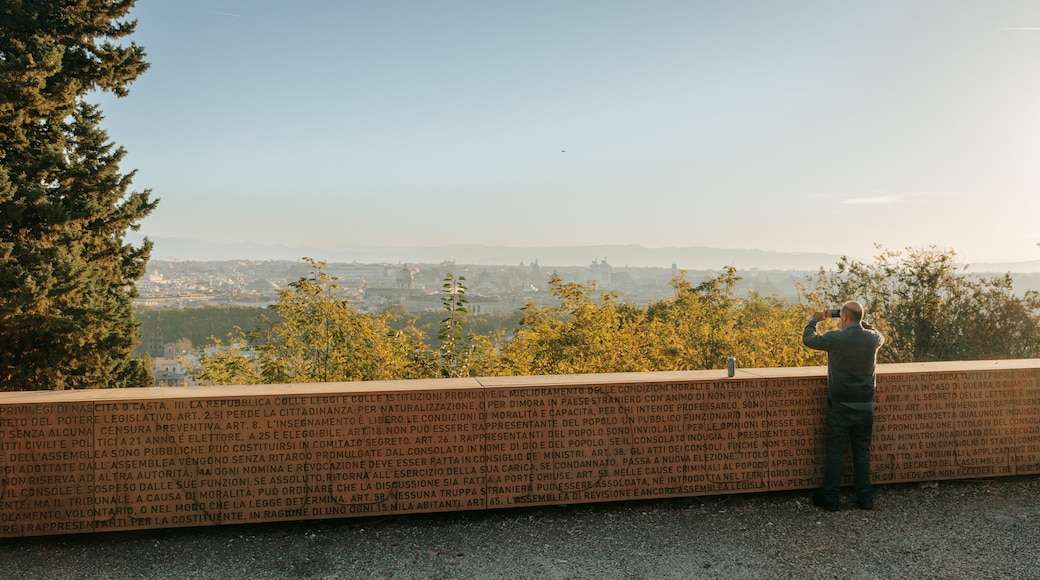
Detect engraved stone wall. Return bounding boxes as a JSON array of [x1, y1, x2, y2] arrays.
[[1, 360, 1038, 537], [872, 366, 1040, 482]]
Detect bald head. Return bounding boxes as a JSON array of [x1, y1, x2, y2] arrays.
[[841, 301, 864, 323]]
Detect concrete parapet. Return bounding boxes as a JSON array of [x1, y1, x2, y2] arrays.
[[1, 360, 1038, 537]]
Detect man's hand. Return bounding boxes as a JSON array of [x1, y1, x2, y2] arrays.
[[811, 310, 827, 322]]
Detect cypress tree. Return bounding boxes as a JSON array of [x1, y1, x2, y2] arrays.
[[1, 1, 157, 390]]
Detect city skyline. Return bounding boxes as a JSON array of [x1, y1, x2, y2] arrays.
[[133, 234, 1040, 274], [99, 1, 1040, 265]]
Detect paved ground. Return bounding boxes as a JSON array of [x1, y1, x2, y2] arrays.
[[1, 476, 1038, 579]]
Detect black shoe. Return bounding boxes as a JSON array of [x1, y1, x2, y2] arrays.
[[812, 490, 839, 512], [858, 497, 874, 510]]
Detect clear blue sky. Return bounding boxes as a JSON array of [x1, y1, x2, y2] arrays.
[[96, 1, 1040, 264]]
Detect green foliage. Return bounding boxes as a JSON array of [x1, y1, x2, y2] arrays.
[[403, 308, 521, 348], [194, 259, 428, 385], [395, 300, 516, 378], [647, 267, 819, 371], [191, 247, 1040, 385], [0, 2, 156, 390], [803, 246, 1040, 362], [255, 259, 429, 383], [733, 292, 824, 369], [494, 269, 813, 376], [190, 335, 262, 386], [497, 275, 664, 375], [438, 273, 471, 377], [135, 305, 268, 357], [647, 267, 740, 370]]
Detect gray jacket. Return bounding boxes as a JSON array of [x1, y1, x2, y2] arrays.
[[802, 320, 884, 406]]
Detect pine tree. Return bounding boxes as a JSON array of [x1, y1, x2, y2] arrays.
[[1, 1, 157, 390]]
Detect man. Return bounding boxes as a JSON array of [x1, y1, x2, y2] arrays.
[[802, 301, 884, 511]]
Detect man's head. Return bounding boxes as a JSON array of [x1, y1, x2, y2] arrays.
[[840, 301, 864, 326]]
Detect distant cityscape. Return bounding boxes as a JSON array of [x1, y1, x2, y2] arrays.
[[131, 235, 1040, 275], [134, 258, 811, 312], [135, 258, 812, 388], [134, 256, 1040, 388]]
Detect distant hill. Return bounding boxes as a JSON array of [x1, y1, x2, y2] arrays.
[[129, 235, 845, 270], [127, 234, 1040, 272]]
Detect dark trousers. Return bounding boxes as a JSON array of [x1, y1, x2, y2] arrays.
[[819, 402, 874, 506]]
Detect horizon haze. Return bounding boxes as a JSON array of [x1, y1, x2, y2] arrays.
[[133, 234, 1040, 273]]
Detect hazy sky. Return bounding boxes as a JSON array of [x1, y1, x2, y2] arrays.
[[96, 1, 1040, 264]]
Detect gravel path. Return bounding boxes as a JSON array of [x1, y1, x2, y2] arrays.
[[2, 476, 1038, 579]]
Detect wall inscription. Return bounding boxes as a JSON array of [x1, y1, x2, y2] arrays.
[[873, 368, 1040, 481], [2, 360, 1038, 537]]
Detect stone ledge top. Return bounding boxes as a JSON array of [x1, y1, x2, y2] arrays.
[[1, 358, 1037, 404]]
